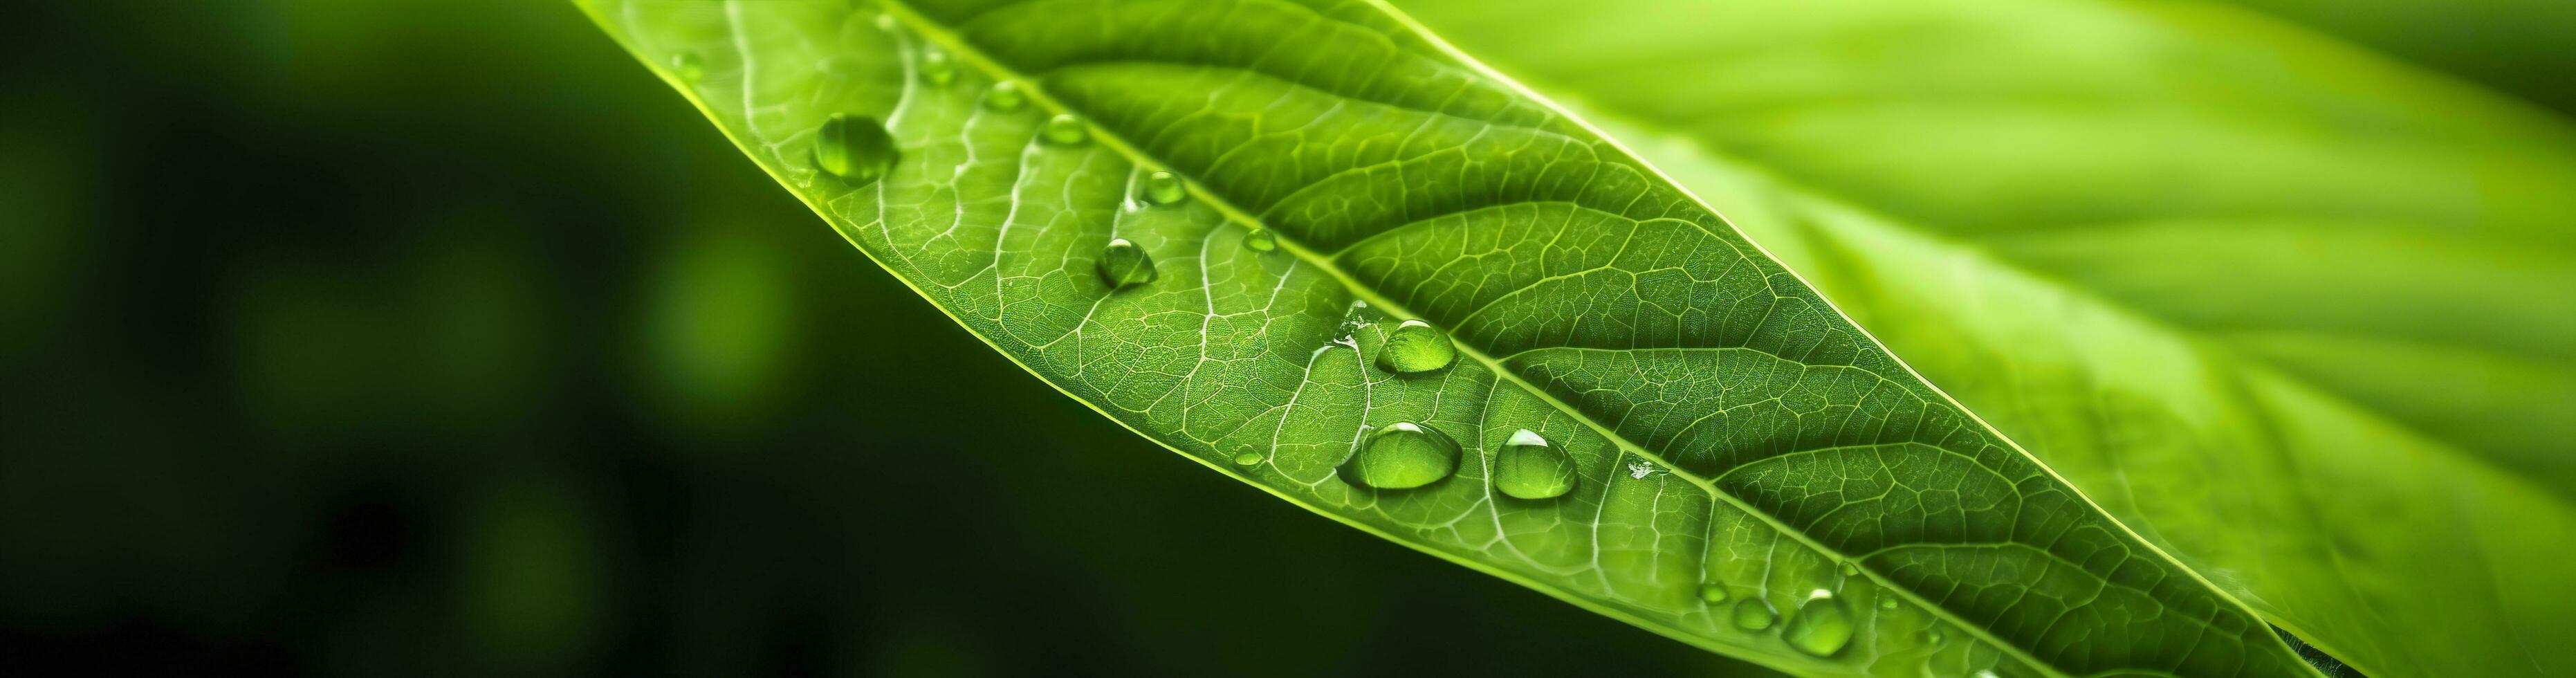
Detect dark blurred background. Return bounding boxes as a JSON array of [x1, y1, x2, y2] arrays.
[[0, 1, 1761, 675]]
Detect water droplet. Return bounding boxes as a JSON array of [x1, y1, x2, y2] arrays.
[[919, 47, 955, 84], [1879, 596, 1899, 610], [1141, 170, 1188, 205], [1922, 627, 1945, 645], [1232, 450, 1262, 466], [810, 113, 898, 185], [670, 52, 703, 82], [1343, 422, 1460, 490], [1096, 238, 1157, 289], [1730, 598, 1776, 631], [1971, 671, 1998, 678], [1377, 319, 1456, 374], [1697, 583, 1729, 604], [1243, 228, 1277, 252], [1840, 561, 1860, 577], [872, 12, 896, 30], [1493, 429, 1576, 500], [1783, 592, 1855, 657], [1042, 113, 1088, 145], [1628, 461, 1655, 479], [983, 81, 1024, 111]]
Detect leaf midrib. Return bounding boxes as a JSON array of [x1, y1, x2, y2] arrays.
[[875, 1, 2282, 675]]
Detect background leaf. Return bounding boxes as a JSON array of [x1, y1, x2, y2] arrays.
[[1389, 0, 2576, 676], [577, 0, 2326, 675]]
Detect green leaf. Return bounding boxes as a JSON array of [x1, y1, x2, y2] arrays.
[[573, 1, 2324, 675], [1387, 0, 2576, 676]]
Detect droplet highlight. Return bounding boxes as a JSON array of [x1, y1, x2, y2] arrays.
[[1141, 170, 1187, 205], [1042, 113, 1088, 145], [1730, 598, 1776, 631], [1343, 422, 1460, 490], [1493, 429, 1576, 500], [1783, 592, 1855, 657], [1096, 238, 1157, 289], [1922, 627, 1946, 645], [1879, 597, 1899, 610], [670, 52, 703, 82], [810, 113, 899, 185], [1697, 583, 1729, 604], [1377, 319, 1457, 374], [919, 48, 955, 84], [1242, 228, 1277, 252], [983, 81, 1024, 111]]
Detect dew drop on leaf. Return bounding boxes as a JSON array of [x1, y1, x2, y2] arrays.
[[1096, 238, 1157, 289], [1879, 597, 1899, 610], [810, 113, 898, 185], [982, 81, 1024, 111], [1783, 591, 1855, 657], [1231, 450, 1262, 466], [1141, 170, 1187, 205], [1922, 627, 1945, 645], [670, 51, 703, 82], [919, 46, 955, 84], [1731, 598, 1776, 631], [1042, 113, 1088, 145], [1698, 583, 1729, 604], [1377, 319, 1457, 374], [1242, 228, 1276, 252], [1840, 561, 1860, 577], [1343, 422, 1460, 489], [1493, 428, 1575, 500]]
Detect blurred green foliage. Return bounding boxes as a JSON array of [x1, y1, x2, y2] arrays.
[[0, 1, 1762, 675]]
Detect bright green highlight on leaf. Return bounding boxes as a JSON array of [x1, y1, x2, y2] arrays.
[[575, 1, 2333, 676]]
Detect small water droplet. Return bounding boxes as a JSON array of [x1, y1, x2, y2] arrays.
[[671, 52, 703, 82], [919, 47, 955, 84], [1971, 670, 1998, 678], [1141, 170, 1187, 205], [1879, 597, 1899, 610], [1096, 238, 1157, 289], [1698, 583, 1729, 604], [1840, 561, 1860, 577], [1922, 627, 1945, 645], [1243, 228, 1277, 252], [983, 81, 1024, 111], [1042, 113, 1088, 145], [1730, 598, 1776, 631], [1342, 422, 1460, 490], [1232, 450, 1262, 466], [1783, 592, 1855, 657], [872, 12, 896, 30], [1493, 429, 1576, 500], [1377, 319, 1456, 374], [810, 113, 899, 185]]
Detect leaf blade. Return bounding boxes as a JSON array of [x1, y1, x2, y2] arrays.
[[576, 1, 2326, 675]]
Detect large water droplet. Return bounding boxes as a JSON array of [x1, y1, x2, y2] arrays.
[[1243, 228, 1277, 252], [1232, 450, 1262, 466], [1343, 422, 1460, 489], [1783, 592, 1855, 657], [1839, 561, 1860, 577], [670, 52, 703, 82], [1042, 113, 1088, 145], [919, 47, 955, 84], [1697, 583, 1729, 604], [1096, 238, 1157, 289], [811, 113, 898, 185], [1141, 170, 1187, 205], [1493, 429, 1576, 500], [1377, 319, 1457, 374], [983, 81, 1024, 111], [1731, 598, 1776, 631]]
